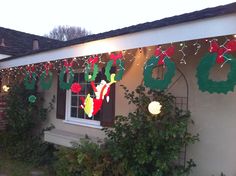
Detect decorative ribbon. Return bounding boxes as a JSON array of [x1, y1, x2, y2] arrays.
[[154, 46, 175, 65], [26, 65, 35, 77], [44, 62, 53, 75], [209, 40, 236, 64], [88, 56, 99, 69], [63, 60, 74, 73], [110, 52, 123, 65]]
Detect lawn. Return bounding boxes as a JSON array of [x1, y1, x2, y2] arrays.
[[0, 152, 54, 176]]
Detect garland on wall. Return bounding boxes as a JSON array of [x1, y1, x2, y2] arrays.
[[196, 39, 236, 94], [1, 36, 236, 116], [143, 46, 176, 90]]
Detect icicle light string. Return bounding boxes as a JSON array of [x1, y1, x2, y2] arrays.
[[193, 40, 201, 55], [179, 43, 187, 64]]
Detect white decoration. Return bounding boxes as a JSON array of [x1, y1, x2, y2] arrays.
[[148, 101, 162, 115]]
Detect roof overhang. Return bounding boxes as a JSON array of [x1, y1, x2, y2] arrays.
[[0, 13, 236, 69]]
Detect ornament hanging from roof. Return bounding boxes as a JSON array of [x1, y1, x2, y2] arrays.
[[59, 60, 75, 90], [143, 46, 176, 90], [24, 65, 37, 90], [105, 52, 125, 82], [84, 56, 99, 82], [196, 39, 236, 94], [39, 62, 53, 90]]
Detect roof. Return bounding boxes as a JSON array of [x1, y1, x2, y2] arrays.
[[0, 26, 63, 56], [1, 2, 236, 61]]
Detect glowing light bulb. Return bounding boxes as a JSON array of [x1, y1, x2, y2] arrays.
[[2, 85, 10, 92], [148, 101, 162, 115]]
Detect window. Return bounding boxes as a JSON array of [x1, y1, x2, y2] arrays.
[[65, 72, 102, 128]]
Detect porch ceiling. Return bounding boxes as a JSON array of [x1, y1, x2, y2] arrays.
[[0, 9, 236, 69]]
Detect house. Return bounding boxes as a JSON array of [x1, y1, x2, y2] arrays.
[[0, 27, 63, 130], [0, 2, 236, 176]]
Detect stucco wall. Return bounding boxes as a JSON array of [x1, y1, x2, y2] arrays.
[[43, 43, 236, 176]]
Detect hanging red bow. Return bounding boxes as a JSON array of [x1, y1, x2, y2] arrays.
[[44, 62, 53, 75], [110, 52, 123, 65], [154, 46, 175, 65], [209, 39, 236, 64], [26, 65, 35, 77], [88, 56, 99, 68], [64, 60, 74, 73]]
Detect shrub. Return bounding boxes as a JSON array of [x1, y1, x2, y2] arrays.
[[1, 82, 55, 165], [55, 85, 199, 176]]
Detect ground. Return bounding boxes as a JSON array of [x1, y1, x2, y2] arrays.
[[0, 152, 53, 176]]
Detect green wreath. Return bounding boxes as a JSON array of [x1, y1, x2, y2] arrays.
[[84, 64, 99, 82], [59, 66, 74, 90], [143, 56, 176, 90], [39, 71, 53, 90], [24, 72, 37, 90], [105, 59, 125, 81], [196, 53, 236, 94]]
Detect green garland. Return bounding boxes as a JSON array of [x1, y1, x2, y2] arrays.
[[84, 64, 99, 82], [59, 66, 74, 90], [105, 59, 125, 81], [196, 53, 236, 94], [143, 56, 176, 90], [24, 72, 37, 90], [39, 71, 53, 90]]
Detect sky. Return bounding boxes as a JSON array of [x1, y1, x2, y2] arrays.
[[0, 0, 235, 36]]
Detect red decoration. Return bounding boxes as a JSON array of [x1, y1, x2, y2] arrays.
[[26, 65, 36, 77], [88, 56, 99, 69], [154, 46, 175, 65], [209, 39, 236, 64], [63, 60, 74, 73], [71, 83, 81, 94], [110, 52, 123, 65], [44, 62, 53, 75]]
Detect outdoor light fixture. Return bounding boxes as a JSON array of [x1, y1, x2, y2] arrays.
[[2, 85, 10, 92], [234, 34, 236, 38], [148, 101, 162, 115]]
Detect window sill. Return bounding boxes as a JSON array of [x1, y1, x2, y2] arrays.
[[63, 120, 103, 129]]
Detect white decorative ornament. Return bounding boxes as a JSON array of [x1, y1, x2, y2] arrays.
[[148, 101, 162, 115], [2, 85, 10, 92]]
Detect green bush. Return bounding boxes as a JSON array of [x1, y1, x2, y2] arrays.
[[54, 85, 199, 176], [1, 82, 55, 165]]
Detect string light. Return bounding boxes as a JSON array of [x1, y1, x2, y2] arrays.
[[193, 41, 201, 55], [179, 43, 187, 64]]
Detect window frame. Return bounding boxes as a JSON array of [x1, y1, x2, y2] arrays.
[[64, 72, 102, 129]]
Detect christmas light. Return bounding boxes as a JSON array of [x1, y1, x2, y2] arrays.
[[148, 101, 162, 115], [2, 85, 10, 92]]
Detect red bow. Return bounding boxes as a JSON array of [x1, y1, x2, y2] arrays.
[[110, 52, 123, 65], [26, 65, 35, 73], [88, 56, 99, 68], [44, 62, 53, 75], [154, 46, 175, 65], [26, 65, 35, 77], [209, 40, 236, 64], [64, 60, 74, 73]]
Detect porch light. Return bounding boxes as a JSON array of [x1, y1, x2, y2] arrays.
[[148, 101, 162, 115], [2, 85, 10, 92]]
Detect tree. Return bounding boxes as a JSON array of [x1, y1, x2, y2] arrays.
[[45, 25, 91, 41]]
